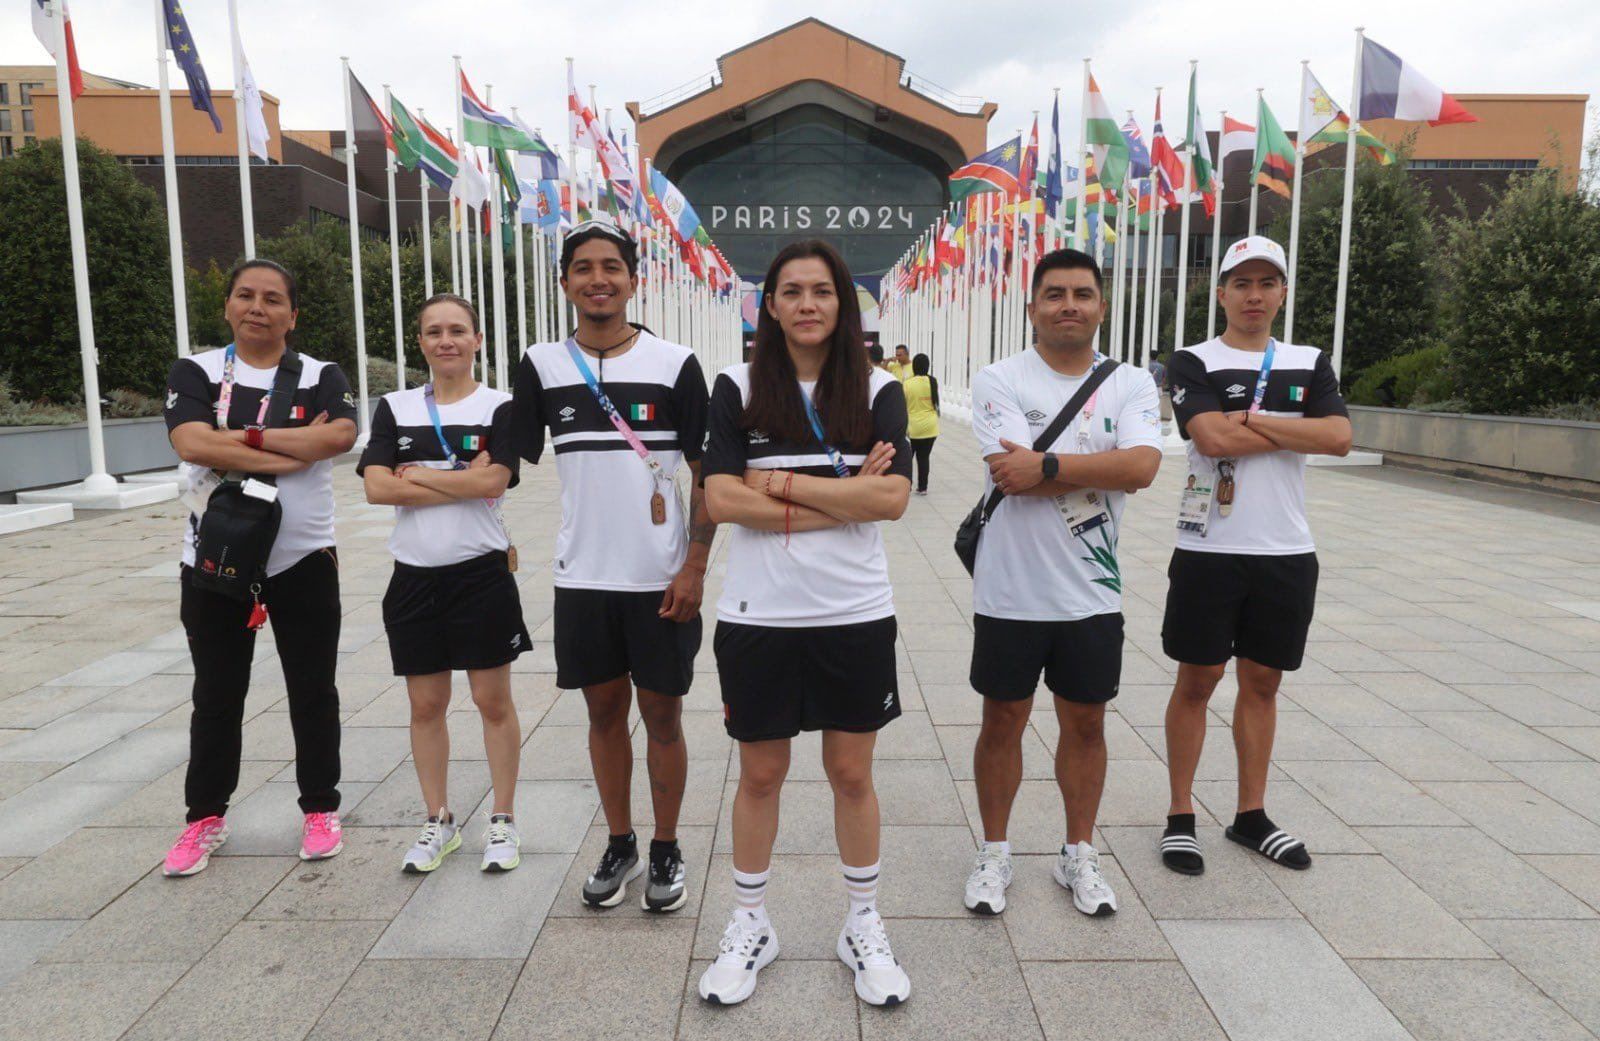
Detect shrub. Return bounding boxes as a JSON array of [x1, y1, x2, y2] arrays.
[[1347, 344, 1454, 408]]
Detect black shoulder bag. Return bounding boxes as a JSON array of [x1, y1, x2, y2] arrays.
[[953, 360, 1120, 575], [190, 350, 303, 604]]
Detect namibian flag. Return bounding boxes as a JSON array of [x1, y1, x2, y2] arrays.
[[462, 434, 483, 450], [628, 404, 655, 422], [949, 137, 1022, 202]]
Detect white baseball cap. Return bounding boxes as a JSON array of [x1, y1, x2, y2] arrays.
[[1219, 235, 1288, 277]]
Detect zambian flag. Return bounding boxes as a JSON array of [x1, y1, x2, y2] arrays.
[[628, 404, 655, 422], [1252, 96, 1297, 199]]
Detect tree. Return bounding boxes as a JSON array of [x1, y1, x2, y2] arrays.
[[0, 138, 175, 403], [1441, 171, 1600, 413], [253, 219, 358, 376], [1266, 152, 1437, 383]]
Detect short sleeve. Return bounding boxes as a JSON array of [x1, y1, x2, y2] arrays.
[[1115, 370, 1165, 450], [1303, 351, 1349, 419], [487, 399, 522, 488], [314, 364, 360, 423], [699, 372, 748, 482], [870, 380, 913, 481], [164, 357, 215, 432], [1168, 350, 1222, 439], [355, 398, 398, 476], [512, 352, 546, 464], [970, 365, 1031, 457], [671, 354, 710, 462]]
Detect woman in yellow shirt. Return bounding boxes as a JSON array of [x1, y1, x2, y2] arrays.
[[903, 353, 940, 495]]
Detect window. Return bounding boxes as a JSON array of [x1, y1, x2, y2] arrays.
[[24, 137, 35, 147], [0, 112, 10, 133], [0, 83, 9, 104], [21, 110, 34, 133], [20, 82, 43, 104], [0, 138, 12, 159], [1407, 158, 1540, 171]]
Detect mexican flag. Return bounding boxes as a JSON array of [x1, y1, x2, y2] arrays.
[[1252, 96, 1296, 199], [1086, 74, 1130, 190], [1183, 67, 1216, 203]]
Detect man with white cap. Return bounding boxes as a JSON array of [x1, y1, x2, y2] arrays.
[[1156, 236, 1352, 876]]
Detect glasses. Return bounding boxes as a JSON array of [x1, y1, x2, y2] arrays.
[[566, 219, 631, 243]]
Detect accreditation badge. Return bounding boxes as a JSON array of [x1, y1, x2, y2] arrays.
[[1177, 469, 1217, 537], [1054, 488, 1112, 540]]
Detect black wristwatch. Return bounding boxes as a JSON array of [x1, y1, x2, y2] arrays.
[[1041, 453, 1059, 480]]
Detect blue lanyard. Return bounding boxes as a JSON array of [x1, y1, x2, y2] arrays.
[[565, 340, 668, 482], [801, 390, 851, 478], [422, 384, 464, 470], [1248, 340, 1276, 414]]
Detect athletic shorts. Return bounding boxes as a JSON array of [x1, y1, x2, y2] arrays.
[[553, 587, 702, 697], [1161, 549, 1319, 671], [970, 612, 1123, 704], [383, 550, 530, 676], [714, 617, 901, 742]]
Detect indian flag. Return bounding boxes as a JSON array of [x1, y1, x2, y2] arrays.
[[1086, 74, 1130, 190], [1252, 97, 1297, 199], [628, 404, 655, 422]]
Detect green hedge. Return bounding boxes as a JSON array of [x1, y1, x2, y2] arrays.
[[1347, 344, 1454, 408]]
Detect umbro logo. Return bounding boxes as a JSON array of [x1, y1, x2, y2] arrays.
[[397, 436, 413, 449], [748, 429, 770, 445], [1225, 383, 1248, 396], [559, 406, 576, 423], [165, 389, 178, 409], [1171, 387, 1187, 405], [1025, 409, 1047, 423]]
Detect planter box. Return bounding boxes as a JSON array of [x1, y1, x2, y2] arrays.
[[0, 417, 178, 498], [1349, 406, 1600, 484]]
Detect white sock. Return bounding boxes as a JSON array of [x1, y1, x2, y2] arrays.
[[733, 867, 770, 927], [842, 860, 880, 918], [981, 840, 1011, 857]]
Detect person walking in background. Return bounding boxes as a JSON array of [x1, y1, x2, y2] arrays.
[[904, 353, 940, 495]]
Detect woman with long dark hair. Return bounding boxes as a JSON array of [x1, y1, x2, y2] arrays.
[[696, 240, 913, 1008], [904, 352, 940, 494]]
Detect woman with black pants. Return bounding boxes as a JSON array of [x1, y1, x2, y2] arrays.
[[904, 353, 940, 494], [161, 258, 359, 877]]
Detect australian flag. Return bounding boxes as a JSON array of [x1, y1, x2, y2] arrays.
[[166, 1, 222, 133]]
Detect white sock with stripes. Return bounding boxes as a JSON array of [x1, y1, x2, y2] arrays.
[[842, 860, 880, 918], [733, 867, 770, 927]]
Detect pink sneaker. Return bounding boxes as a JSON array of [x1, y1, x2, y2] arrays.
[[300, 811, 344, 861], [164, 816, 228, 877]]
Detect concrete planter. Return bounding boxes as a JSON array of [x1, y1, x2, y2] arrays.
[[0, 416, 178, 498], [1349, 406, 1600, 484]]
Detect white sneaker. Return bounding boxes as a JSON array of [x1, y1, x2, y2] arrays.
[[698, 911, 779, 1006], [1053, 841, 1118, 916], [963, 845, 1013, 915], [401, 812, 460, 874], [837, 910, 911, 1006], [481, 814, 520, 872]]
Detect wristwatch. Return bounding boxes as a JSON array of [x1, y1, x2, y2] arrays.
[[1041, 453, 1059, 480], [245, 426, 265, 450]]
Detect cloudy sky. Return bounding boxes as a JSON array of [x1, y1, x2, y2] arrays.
[[6, 1, 1595, 160]]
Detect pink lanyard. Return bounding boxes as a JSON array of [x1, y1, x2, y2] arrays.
[[215, 345, 271, 429]]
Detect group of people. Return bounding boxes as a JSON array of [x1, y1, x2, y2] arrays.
[[159, 222, 1350, 1011]]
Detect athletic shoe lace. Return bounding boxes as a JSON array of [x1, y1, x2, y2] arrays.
[[650, 847, 682, 884], [969, 847, 1008, 889], [304, 812, 338, 841], [594, 844, 631, 880], [849, 914, 897, 966], [415, 818, 443, 849], [1073, 849, 1113, 898], [173, 818, 220, 855], [715, 917, 763, 963], [485, 819, 514, 847]]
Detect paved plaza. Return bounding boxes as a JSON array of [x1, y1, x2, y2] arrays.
[[1, 425, 1599, 1041]]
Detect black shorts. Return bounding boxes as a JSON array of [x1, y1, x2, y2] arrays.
[[714, 617, 901, 742], [1161, 549, 1319, 671], [383, 551, 530, 676], [553, 587, 702, 697], [970, 612, 1124, 705]]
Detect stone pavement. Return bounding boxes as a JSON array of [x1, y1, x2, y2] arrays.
[[1, 422, 1598, 1041]]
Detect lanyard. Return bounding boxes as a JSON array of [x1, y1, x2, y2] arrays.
[[565, 340, 670, 486], [216, 344, 271, 429], [1075, 354, 1107, 452], [800, 390, 852, 478], [422, 384, 463, 470], [1248, 340, 1277, 414]]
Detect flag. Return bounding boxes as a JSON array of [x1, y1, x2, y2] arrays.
[[31, 0, 83, 101], [230, 13, 270, 158], [1252, 97, 1296, 199], [347, 69, 393, 154], [627, 404, 655, 422], [1120, 117, 1152, 180], [1020, 118, 1039, 201], [512, 116, 564, 179], [518, 178, 562, 229], [1043, 95, 1064, 218], [1302, 67, 1395, 165], [414, 114, 461, 193], [1149, 95, 1185, 209], [460, 72, 537, 151], [387, 94, 429, 170], [1220, 114, 1255, 166], [493, 147, 520, 208], [1183, 67, 1216, 201], [1086, 74, 1131, 190], [1358, 38, 1478, 126], [949, 137, 1022, 201], [649, 167, 702, 243], [161, 0, 222, 133], [451, 146, 490, 211], [568, 64, 597, 149]]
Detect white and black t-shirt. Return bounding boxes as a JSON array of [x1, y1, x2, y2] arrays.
[[1169, 338, 1348, 555], [512, 332, 709, 591], [971, 350, 1164, 621], [701, 365, 912, 628], [164, 347, 359, 577], [355, 385, 519, 568]]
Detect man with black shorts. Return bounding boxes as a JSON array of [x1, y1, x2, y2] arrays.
[[512, 221, 714, 912], [964, 249, 1163, 917], [1158, 236, 1352, 875]]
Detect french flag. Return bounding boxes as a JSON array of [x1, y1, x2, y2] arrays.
[[1358, 38, 1477, 126]]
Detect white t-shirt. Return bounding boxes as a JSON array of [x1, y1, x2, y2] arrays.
[[970, 350, 1163, 621], [164, 347, 359, 577], [1168, 338, 1348, 555], [356, 385, 518, 568], [701, 364, 912, 628], [511, 332, 709, 591]]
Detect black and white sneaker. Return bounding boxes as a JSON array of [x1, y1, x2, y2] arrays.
[[698, 912, 778, 1005], [582, 837, 644, 907], [642, 842, 687, 912]]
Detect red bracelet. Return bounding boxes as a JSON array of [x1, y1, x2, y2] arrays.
[[764, 470, 774, 496], [245, 427, 265, 450], [784, 471, 794, 499], [784, 501, 792, 545]]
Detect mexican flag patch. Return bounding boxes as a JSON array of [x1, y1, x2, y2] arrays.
[[461, 435, 483, 450], [289, 406, 306, 420], [1288, 386, 1305, 402], [1103, 417, 1115, 432], [628, 404, 655, 421]]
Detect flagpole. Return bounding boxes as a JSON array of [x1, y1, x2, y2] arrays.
[[228, 0, 255, 259], [453, 54, 470, 317], [1074, 59, 1090, 248], [154, 0, 190, 357], [1286, 61, 1309, 342], [1125, 153, 1142, 361], [1173, 61, 1197, 359], [511, 107, 529, 360], [474, 195, 487, 380], [418, 106, 435, 299], [1144, 164, 1161, 368], [1111, 164, 1129, 359], [533, 125, 551, 343], [1249, 89, 1264, 235], [562, 57, 577, 342], [1207, 106, 1226, 339], [485, 84, 509, 391], [1331, 28, 1365, 376], [382, 85, 406, 391], [340, 58, 370, 442]]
